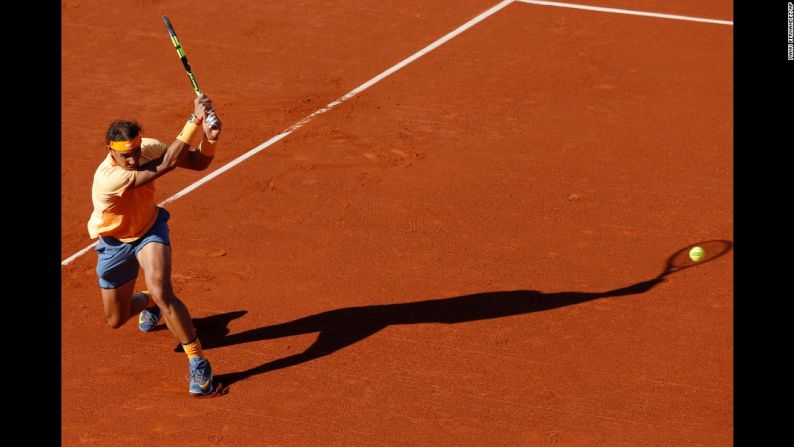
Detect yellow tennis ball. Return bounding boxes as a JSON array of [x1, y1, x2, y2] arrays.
[[689, 246, 705, 262]]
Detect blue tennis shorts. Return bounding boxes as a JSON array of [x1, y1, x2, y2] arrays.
[[95, 207, 171, 289]]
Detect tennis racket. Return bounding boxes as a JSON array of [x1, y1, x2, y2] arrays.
[[163, 15, 218, 128]]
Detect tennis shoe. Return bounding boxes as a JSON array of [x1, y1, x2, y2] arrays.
[[188, 357, 214, 396], [138, 305, 162, 333]]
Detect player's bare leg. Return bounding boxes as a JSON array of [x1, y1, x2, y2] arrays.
[[101, 279, 151, 328], [135, 242, 197, 344], [136, 241, 214, 395]]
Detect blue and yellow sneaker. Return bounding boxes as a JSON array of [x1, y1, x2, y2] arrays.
[[138, 305, 162, 333], [188, 357, 214, 396]]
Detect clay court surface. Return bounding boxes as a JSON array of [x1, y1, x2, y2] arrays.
[[61, 0, 733, 445]]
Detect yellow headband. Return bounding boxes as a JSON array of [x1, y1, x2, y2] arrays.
[[109, 135, 142, 152]]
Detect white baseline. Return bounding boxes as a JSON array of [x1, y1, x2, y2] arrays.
[[516, 0, 733, 25]]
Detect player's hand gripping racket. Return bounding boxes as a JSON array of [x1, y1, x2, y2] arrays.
[[162, 15, 218, 128]]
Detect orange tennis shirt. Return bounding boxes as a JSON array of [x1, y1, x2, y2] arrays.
[[87, 137, 167, 242]]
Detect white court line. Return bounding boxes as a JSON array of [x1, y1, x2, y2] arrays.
[[61, 0, 516, 267], [516, 0, 733, 25]]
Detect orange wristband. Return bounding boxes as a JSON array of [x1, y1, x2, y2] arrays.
[[199, 137, 217, 156], [176, 121, 202, 145]]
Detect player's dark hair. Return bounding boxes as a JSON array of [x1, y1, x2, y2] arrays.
[[105, 120, 142, 144]]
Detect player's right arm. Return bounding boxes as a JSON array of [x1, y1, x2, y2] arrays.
[[176, 108, 223, 172], [132, 94, 211, 187]]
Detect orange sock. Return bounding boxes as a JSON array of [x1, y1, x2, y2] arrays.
[[182, 337, 204, 359]]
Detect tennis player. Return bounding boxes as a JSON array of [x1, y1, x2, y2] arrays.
[[87, 93, 221, 396]]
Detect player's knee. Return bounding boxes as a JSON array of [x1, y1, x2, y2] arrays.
[[148, 287, 176, 307], [107, 315, 125, 329]]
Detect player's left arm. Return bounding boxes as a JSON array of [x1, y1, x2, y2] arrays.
[[177, 110, 222, 171]]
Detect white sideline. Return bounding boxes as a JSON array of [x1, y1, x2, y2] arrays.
[[516, 0, 733, 25], [61, 0, 516, 267]]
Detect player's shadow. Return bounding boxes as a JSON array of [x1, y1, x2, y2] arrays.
[[152, 310, 247, 334], [186, 310, 248, 339], [182, 277, 665, 392]]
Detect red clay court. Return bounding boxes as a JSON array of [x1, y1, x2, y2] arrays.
[[62, 1, 733, 445]]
